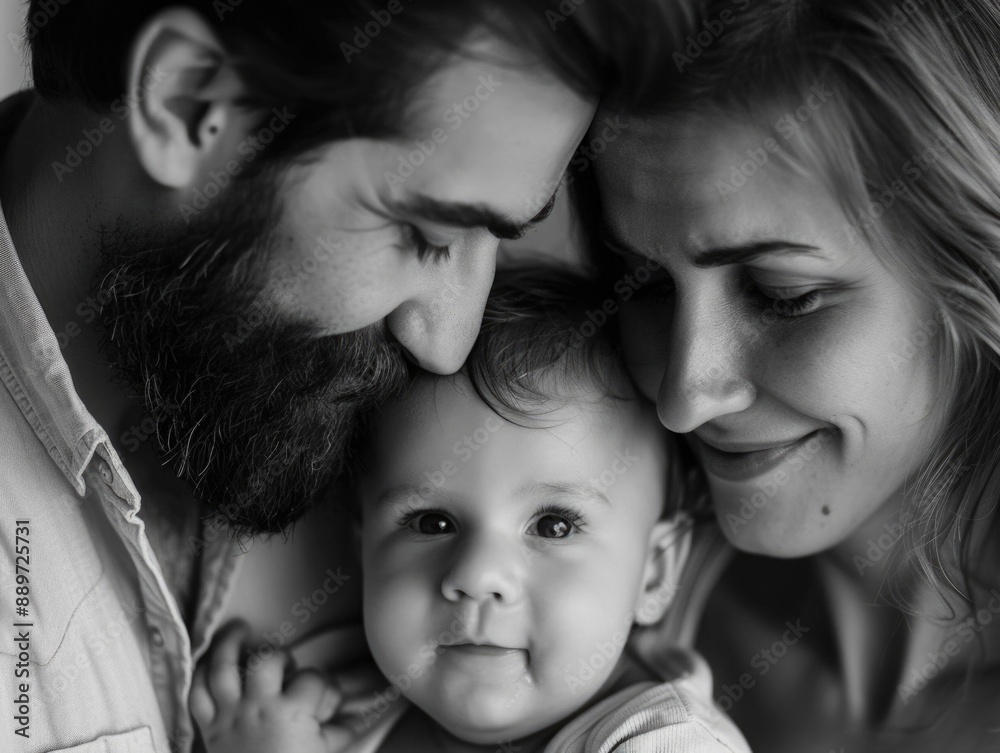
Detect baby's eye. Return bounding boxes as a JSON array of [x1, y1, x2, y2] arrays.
[[409, 512, 455, 535], [534, 514, 574, 539]]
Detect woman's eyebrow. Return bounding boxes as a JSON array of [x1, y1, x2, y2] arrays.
[[691, 242, 826, 267], [598, 223, 825, 267], [597, 216, 830, 267]]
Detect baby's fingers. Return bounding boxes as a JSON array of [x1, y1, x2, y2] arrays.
[[286, 669, 341, 722], [189, 661, 216, 727], [333, 661, 390, 715], [245, 649, 292, 700], [320, 721, 367, 753], [207, 619, 251, 708]]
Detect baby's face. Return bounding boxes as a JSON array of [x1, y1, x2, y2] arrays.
[[359, 374, 673, 743]]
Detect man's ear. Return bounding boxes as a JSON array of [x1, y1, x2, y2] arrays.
[[126, 8, 251, 188], [633, 513, 694, 627]]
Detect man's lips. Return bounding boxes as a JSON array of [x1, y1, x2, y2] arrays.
[[692, 430, 825, 482]]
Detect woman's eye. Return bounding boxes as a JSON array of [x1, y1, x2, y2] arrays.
[[534, 514, 574, 539], [759, 288, 823, 317], [409, 512, 455, 535], [773, 290, 822, 316], [405, 224, 451, 262], [748, 274, 825, 317]]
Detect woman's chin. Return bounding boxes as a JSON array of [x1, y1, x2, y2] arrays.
[[711, 493, 845, 559], [721, 527, 826, 558]]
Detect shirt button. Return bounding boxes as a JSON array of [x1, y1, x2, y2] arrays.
[[97, 460, 114, 486], [149, 627, 165, 648]]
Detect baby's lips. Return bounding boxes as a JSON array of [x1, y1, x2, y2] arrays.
[[436, 644, 531, 688]]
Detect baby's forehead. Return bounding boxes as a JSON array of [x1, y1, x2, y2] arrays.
[[369, 370, 665, 465], [379, 371, 624, 430], [357, 371, 673, 526]]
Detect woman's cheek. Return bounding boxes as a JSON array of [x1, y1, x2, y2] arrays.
[[811, 290, 943, 430], [759, 294, 895, 419]]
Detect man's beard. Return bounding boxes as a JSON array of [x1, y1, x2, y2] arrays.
[[94, 169, 410, 537]]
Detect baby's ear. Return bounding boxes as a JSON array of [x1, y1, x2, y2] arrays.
[[633, 513, 694, 627]]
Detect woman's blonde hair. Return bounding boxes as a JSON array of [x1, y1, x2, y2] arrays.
[[587, 0, 1000, 616]]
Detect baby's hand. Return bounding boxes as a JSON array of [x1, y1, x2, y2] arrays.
[[190, 621, 361, 753]]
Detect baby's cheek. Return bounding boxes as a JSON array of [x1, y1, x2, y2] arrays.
[[364, 573, 420, 653], [367, 568, 416, 617], [531, 562, 634, 671]]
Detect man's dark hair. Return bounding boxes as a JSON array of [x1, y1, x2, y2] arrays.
[[26, 0, 690, 165]]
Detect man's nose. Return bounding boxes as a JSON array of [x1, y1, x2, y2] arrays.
[[387, 235, 498, 374]]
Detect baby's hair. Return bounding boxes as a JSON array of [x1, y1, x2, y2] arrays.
[[464, 260, 635, 423], [461, 260, 694, 520]]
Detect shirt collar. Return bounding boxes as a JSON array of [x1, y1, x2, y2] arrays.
[[0, 91, 109, 495]]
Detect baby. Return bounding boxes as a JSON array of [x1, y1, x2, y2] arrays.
[[191, 263, 750, 752]]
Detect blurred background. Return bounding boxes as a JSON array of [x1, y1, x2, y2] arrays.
[[1, 0, 27, 96], [0, 0, 580, 262]]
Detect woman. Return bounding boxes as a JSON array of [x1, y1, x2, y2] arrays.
[[579, 0, 1000, 749]]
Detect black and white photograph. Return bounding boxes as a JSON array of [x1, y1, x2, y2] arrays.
[[0, 1, 999, 751]]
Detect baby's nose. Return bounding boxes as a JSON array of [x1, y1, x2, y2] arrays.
[[440, 534, 524, 605]]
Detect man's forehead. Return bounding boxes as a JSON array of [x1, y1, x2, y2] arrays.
[[411, 32, 564, 105], [383, 36, 594, 204]]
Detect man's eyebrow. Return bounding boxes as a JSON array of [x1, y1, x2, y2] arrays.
[[398, 191, 558, 241]]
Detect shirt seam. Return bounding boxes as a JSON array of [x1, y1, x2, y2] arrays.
[[0, 352, 83, 494]]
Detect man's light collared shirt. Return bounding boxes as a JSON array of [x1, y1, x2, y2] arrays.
[[0, 91, 242, 753]]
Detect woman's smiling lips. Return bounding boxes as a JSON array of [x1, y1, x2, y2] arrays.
[[692, 430, 823, 482]]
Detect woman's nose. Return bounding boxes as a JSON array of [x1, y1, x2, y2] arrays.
[[656, 291, 755, 434], [441, 533, 523, 606], [386, 235, 498, 375]]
